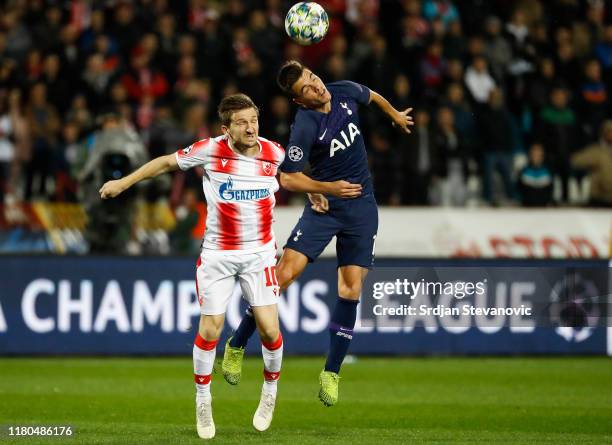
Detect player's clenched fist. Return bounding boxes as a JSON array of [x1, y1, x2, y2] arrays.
[[329, 180, 362, 198], [99, 180, 125, 199]]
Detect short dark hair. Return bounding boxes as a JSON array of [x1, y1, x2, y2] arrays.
[[217, 93, 259, 126], [277, 60, 305, 96]]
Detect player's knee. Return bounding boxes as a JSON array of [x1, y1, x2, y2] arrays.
[[258, 326, 280, 345], [199, 327, 221, 341], [276, 266, 298, 290], [198, 316, 223, 340], [338, 282, 362, 299]]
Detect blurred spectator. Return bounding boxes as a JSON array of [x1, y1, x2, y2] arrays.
[[169, 188, 201, 254], [54, 121, 81, 202], [478, 89, 516, 205], [398, 109, 437, 205], [59, 24, 83, 87], [24, 83, 61, 200], [3, 8, 31, 62], [422, 0, 459, 29], [518, 142, 553, 207], [571, 120, 612, 208], [445, 83, 475, 147], [442, 20, 466, 60], [555, 40, 581, 92], [82, 53, 115, 110], [42, 53, 70, 115], [595, 24, 612, 73], [579, 59, 608, 143], [5, 89, 30, 189], [536, 86, 578, 202], [420, 41, 445, 100], [484, 16, 512, 82], [443, 58, 464, 87], [156, 13, 179, 80], [121, 49, 169, 103], [505, 9, 533, 67], [430, 106, 468, 206], [528, 58, 557, 113], [464, 56, 496, 105], [80, 9, 108, 55], [263, 95, 291, 147], [369, 128, 399, 205], [0, 92, 16, 202], [32, 5, 63, 53], [248, 9, 282, 71], [24, 48, 43, 84], [110, 2, 141, 63], [357, 35, 396, 99], [504, 9, 536, 113]]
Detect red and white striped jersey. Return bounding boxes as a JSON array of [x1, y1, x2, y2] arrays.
[[175, 135, 285, 252]]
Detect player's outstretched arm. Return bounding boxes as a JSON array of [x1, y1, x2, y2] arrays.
[[280, 172, 362, 198], [99, 153, 179, 199], [369, 90, 414, 134]]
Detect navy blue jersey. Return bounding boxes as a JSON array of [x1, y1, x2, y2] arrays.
[[281, 81, 373, 197]]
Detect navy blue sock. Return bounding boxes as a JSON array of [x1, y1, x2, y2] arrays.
[[324, 297, 358, 374], [229, 307, 256, 348]]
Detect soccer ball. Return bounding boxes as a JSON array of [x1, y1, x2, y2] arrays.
[[285, 2, 329, 45]]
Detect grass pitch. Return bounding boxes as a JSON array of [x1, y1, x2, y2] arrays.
[[0, 356, 611, 444]]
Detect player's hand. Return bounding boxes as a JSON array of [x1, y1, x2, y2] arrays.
[[329, 180, 362, 198], [392, 107, 414, 134], [308, 193, 329, 213], [99, 180, 125, 199]]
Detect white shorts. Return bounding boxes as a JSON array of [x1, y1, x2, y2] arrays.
[[195, 248, 279, 315]]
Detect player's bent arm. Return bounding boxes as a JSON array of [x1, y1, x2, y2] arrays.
[[280, 172, 362, 198], [99, 154, 179, 199], [369, 90, 414, 134]]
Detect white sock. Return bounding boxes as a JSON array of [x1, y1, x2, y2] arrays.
[[261, 334, 283, 396], [193, 334, 218, 403]]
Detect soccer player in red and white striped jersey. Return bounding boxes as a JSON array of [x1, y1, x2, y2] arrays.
[[100, 94, 285, 439]]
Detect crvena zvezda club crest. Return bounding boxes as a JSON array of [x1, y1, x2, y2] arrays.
[[263, 161, 272, 175]]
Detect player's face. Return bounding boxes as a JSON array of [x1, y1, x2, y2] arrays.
[[224, 107, 259, 151], [292, 69, 331, 109]]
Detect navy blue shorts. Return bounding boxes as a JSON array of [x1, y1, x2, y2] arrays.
[[284, 193, 379, 268]]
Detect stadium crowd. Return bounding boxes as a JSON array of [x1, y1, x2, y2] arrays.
[[1, 0, 612, 215]]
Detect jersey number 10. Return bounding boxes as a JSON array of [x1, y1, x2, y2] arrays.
[[264, 266, 278, 287]]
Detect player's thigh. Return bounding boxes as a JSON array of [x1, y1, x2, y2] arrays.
[[284, 206, 338, 264], [250, 304, 280, 343], [276, 247, 309, 290], [238, 248, 280, 311], [336, 195, 379, 269], [337, 265, 369, 300], [196, 254, 238, 316]]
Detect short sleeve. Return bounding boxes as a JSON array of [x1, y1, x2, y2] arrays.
[[175, 139, 209, 170], [280, 114, 317, 173], [333, 80, 370, 105]]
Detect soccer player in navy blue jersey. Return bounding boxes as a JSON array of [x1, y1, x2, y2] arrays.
[[223, 60, 413, 406]]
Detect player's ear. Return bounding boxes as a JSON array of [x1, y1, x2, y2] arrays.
[[221, 125, 229, 136]]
